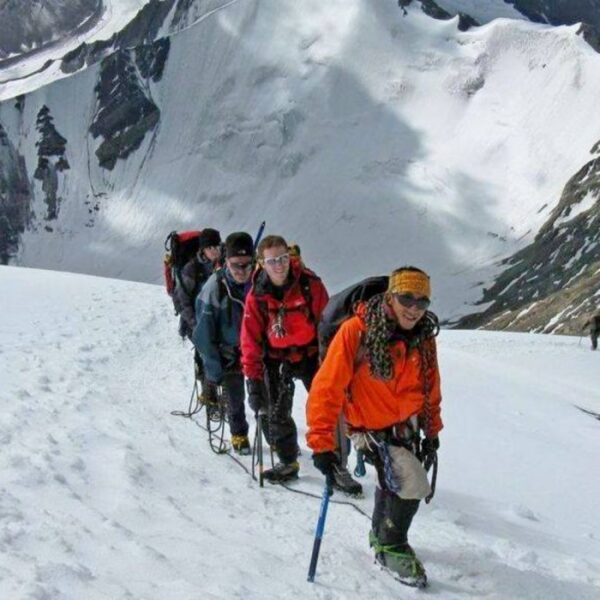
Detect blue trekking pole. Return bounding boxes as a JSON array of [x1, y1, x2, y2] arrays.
[[253, 221, 266, 250], [307, 475, 334, 583]]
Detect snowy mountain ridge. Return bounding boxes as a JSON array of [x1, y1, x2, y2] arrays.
[[0, 0, 599, 332]]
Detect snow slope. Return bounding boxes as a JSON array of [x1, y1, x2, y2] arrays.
[[1, 265, 599, 598], [2, 1, 600, 324]]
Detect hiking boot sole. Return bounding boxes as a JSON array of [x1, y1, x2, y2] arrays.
[[375, 560, 428, 589], [264, 472, 299, 484], [332, 482, 364, 498]]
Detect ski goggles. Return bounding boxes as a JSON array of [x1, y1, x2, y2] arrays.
[[393, 293, 430, 311], [262, 253, 290, 268]]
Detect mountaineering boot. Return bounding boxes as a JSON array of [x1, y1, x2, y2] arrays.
[[331, 464, 363, 496], [231, 434, 251, 455], [202, 382, 221, 419], [369, 531, 428, 589], [263, 461, 299, 483]]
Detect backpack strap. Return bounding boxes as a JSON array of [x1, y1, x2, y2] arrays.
[[353, 331, 366, 370], [298, 270, 315, 324], [214, 268, 240, 327]]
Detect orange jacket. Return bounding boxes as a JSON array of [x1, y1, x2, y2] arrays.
[[306, 314, 443, 453]]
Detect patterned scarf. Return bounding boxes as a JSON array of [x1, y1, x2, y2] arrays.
[[363, 293, 439, 382], [363, 291, 440, 440], [363, 294, 397, 380]]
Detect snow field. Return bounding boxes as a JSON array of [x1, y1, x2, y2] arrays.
[[1, 265, 599, 598]]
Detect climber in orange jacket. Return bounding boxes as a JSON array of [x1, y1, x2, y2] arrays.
[[306, 266, 442, 588]]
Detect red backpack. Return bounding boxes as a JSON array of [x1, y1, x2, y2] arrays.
[[163, 230, 202, 296]]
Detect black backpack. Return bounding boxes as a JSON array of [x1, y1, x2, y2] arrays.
[[318, 276, 389, 360]]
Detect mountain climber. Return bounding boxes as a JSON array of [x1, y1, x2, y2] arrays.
[[173, 227, 221, 400], [193, 232, 254, 454], [240, 235, 361, 492], [173, 228, 222, 341], [240, 235, 326, 482], [306, 266, 442, 588], [585, 313, 600, 350]]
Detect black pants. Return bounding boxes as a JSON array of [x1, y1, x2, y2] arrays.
[[261, 354, 318, 463], [591, 331, 598, 350], [372, 487, 420, 547], [222, 371, 248, 437]]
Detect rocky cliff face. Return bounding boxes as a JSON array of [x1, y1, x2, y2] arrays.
[[457, 143, 600, 334], [0, 123, 32, 262], [33, 105, 70, 220], [61, 0, 173, 75], [90, 38, 168, 170]]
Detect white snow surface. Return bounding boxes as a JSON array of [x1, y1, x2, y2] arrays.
[[1, 265, 599, 599]]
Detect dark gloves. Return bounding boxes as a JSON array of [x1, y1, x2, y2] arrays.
[[247, 378, 266, 414], [421, 436, 439, 471], [312, 451, 340, 478]]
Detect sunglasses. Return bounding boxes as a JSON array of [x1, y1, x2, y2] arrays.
[[393, 293, 430, 311], [262, 253, 290, 268], [229, 261, 253, 272]]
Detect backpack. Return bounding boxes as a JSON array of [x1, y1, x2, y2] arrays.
[[288, 243, 303, 267], [318, 276, 389, 360], [163, 230, 201, 297]]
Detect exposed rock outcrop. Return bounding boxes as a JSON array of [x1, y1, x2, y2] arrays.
[[34, 105, 69, 220], [89, 38, 169, 170], [457, 142, 600, 334], [0, 122, 32, 263]]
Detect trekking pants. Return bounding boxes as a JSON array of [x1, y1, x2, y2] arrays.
[[591, 330, 598, 351], [222, 371, 248, 437], [262, 355, 318, 463], [354, 433, 431, 547]]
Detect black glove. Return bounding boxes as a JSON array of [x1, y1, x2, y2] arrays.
[[421, 436, 439, 471], [247, 378, 266, 414], [312, 451, 340, 478]]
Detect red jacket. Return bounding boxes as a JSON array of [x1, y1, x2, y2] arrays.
[[306, 309, 443, 453], [241, 259, 329, 380]]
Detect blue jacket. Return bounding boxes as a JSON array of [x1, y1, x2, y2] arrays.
[[192, 268, 250, 383]]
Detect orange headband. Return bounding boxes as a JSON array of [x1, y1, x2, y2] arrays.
[[388, 270, 431, 298]]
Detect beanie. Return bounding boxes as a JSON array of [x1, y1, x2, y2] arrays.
[[198, 228, 221, 251], [225, 232, 254, 258]]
